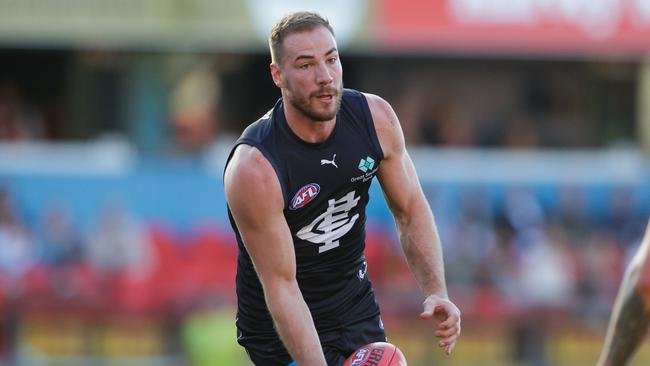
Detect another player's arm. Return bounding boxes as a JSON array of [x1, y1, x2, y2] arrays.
[[365, 93, 461, 355], [224, 145, 327, 366], [598, 220, 650, 366]]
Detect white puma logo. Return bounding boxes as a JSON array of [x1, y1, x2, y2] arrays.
[[320, 154, 338, 168]]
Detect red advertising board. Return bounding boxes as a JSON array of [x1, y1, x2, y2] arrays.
[[375, 0, 650, 57]]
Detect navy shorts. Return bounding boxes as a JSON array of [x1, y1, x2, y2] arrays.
[[242, 314, 386, 366]]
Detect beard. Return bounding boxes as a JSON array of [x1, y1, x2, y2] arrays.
[[286, 84, 343, 122]]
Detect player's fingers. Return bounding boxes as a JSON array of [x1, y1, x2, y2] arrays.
[[434, 303, 456, 324], [439, 311, 460, 328], [445, 327, 461, 343], [445, 340, 457, 355], [438, 337, 456, 351], [435, 325, 458, 338], [439, 328, 460, 352], [438, 319, 461, 351], [438, 325, 461, 343], [436, 322, 460, 334]]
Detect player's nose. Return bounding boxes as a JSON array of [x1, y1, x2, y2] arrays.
[[315, 62, 333, 85]]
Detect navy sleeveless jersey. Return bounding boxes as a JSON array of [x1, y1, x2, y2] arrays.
[[226, 89, 385, 344]]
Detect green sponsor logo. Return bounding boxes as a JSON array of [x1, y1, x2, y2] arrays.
[[358, 156, 375, 173]]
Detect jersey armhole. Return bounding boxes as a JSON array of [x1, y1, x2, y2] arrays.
[[358, 93, 385, 162], [224, 139, 289, 209]]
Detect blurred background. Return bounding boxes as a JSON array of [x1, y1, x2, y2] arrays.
[[0, 0, 650, 365]]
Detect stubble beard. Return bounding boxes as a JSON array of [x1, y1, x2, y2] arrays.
[[288, 84, 343, 122]]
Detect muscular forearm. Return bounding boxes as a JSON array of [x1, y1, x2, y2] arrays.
[[599, 271, 650, 366], [395, 196, 447, 297], [265, 281, 327, 366]]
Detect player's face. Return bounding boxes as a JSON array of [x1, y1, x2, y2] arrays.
[[275, 26, 343, 122]]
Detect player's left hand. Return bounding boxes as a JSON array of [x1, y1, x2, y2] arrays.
[[419, 294, 461, 355]]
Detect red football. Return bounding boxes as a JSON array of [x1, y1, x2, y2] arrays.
[[343, 342, 407, 366]]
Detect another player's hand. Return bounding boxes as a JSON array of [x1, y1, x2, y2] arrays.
[[420, 294, 461, 355]]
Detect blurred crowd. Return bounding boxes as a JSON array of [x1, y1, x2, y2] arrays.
[[0, 181, 647, 364], [0, 186, 238, 363], [368, 185, 648, 365], [0, 186, 238, 306], [441, 186, 645, 321]]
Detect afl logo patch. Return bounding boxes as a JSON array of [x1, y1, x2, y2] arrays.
[[290, 183, 320, 210], [350, 347, 370, 365]]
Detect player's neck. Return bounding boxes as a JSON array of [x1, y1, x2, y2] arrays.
[[283, 103, 336, 144]]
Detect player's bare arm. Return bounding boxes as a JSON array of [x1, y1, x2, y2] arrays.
[[598, 220, 650, 366], [365, 93, 461, 355], [224, 144, 327, 366]]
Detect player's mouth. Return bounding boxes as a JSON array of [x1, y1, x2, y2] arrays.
[[314, 90, 337, 103], [316, 94, 334, 102], [312, 86, 339, 106]]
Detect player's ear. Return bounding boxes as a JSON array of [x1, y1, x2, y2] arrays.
[[270, 63, 284, 88]]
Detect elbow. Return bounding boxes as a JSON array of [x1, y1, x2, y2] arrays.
[[389, 195, 420, 224], [393, 211, 410, 230], [391, 195, 429, 229]]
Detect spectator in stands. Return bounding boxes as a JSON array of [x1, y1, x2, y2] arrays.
[[169, 62, 220, 153], [85, 201, 154, 279], [505, 189, 574, 366], [0, 187, 35, 293], [578, 230, 625, 322], [445, 187, 497, 289], [605, 188, 646, 249], [36, 203, 83, 300], [37, 203, 82, 266]]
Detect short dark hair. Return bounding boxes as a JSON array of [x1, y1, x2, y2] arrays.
[[269, 11, 335, 65]]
